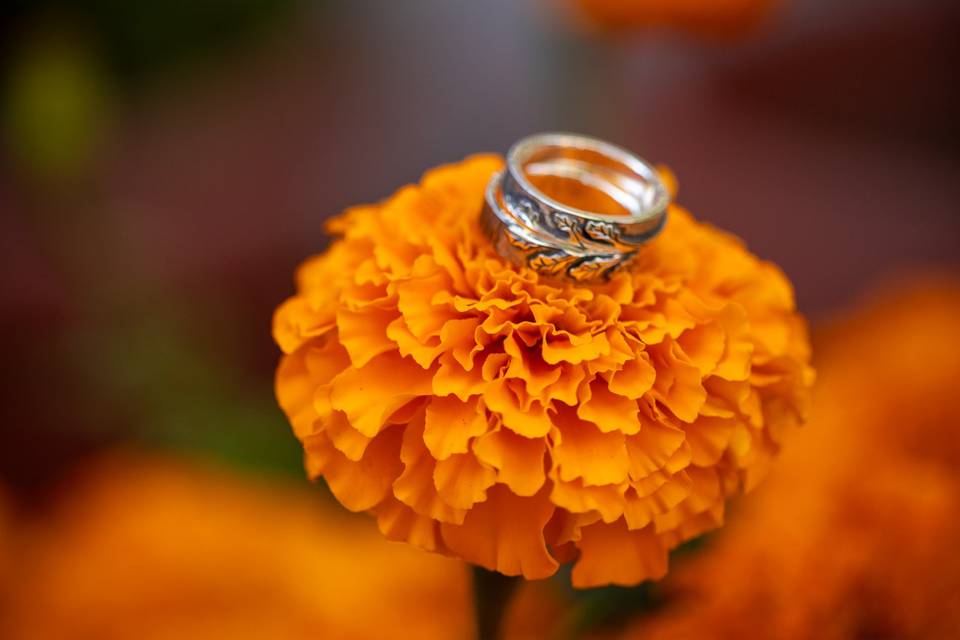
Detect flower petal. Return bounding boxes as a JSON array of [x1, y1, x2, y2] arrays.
[[503, 332, 563, 396], [485, 379, 553, 438], [330, 352, 433, 437], [606, 351, 656, 399], [685, 416, 738, 466], [275, 347, 320, 439], [325, 410, 372, 461], [572, 520, 668, 588], [550, 476, 626, 523], [276, 339, 351, 440], [552, 407, 630, 486], [623, 474, 692, 530], [393, 414, 467, 525], [625, 415, 686, 479], [372, 496, 442, 552], [712, 303, 753, 381], [541, 328, 610, 365], [337, 303, 398, 367], [273, 296, 336, 354], [432, 352, 487, 401], [423, 395, 489, 460], [395, 257, 457, 341], [303, 427, 403, 512], [441, 484, 558, 579], [577, 377, 642, 435], [653, 466, 722, 533], [472, 428, 547, 496], [434, 453, 496, 510], [650, 340, 707, 423], [386, 316, 443, 368]]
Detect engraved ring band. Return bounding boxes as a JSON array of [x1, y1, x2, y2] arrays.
[[480, 132, 670, 283]]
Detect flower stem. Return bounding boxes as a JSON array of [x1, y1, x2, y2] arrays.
[[472, 566, 521, 640]]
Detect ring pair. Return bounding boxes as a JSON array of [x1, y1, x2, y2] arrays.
[[481, 133, 670, 283]]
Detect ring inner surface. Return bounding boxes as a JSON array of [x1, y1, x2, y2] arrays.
[[520, 144, 655, 218]]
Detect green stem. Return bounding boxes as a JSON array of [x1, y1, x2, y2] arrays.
[[472, 566, 521, 640]]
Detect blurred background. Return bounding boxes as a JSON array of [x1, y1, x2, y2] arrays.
[[0, 0, 958, 636]]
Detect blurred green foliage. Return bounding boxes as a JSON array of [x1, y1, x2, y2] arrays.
[[2, 0, 303, 183], [67, 291, 305, 478], [3, 31, 112, 182], [5, 0, 302, 89], [65, 0, 301, 86]]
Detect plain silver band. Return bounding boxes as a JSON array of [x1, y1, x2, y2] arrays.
[[482, 133, 670, 283]]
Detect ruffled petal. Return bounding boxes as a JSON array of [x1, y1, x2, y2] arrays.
[[386, 316, 443, 368], [685, 416, 738, 467], [606, 351, 656, 399], [653, 466, 722, 534], [395, 257, 458, 341], [336, 302, 398, 368], [577, 378, 642, 435], [572, 520, 668, 588], [325, 410, 372, 461], [434, 452, 496, 510], [275, 346, 321, 439], [441, 485, 558, 579], [472, 428, 546, 496], [484, 379, 553, 438], [277, 339, 354, 445], [552, 407, 630, 486], [550, 474, 626, 522], [393, 413, 467, 524], [622, 476, 692, 530], [711, 303, 753, 381], [330, 352, 433, 437], [503, 332, 563, 396], [650, 339, 707, 423], [432, 352, 487, 401], [676, 320, 726, 376], [272, 296, 336, 354], [372, 496, 443, 552], [625, 415, 686, 479], [303, 427, 403, 512], [423, 395, 488, 460], [541, 328, 610, 365]]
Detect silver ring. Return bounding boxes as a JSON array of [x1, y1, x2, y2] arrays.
[[481, 132, 670, 283]]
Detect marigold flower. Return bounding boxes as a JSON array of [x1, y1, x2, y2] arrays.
[[273, 155, 813, 587], [572, 0, 777, 35], [3, 454, 474, 640], [616, 280, 960, 639], [0, 488, 11, 590]]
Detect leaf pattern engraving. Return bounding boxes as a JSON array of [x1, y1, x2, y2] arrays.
[[506, 194, 542, 228], [505, 228, 540, 252], [495, 174, 643, 282], [528, 250, 581, 277], [553, 213, 589, 248], [567, 254, 626, 282], [583, 220, 620, 244]]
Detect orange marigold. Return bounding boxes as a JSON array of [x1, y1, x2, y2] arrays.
[[0, 487, 11, 597], [273, 155, 813, 587], [614, 279, 960, 639], [572, 0, 777, 35], [2, 453, 473, 640]]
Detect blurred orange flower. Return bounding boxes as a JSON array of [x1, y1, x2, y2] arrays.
[[0, 488, 12, 597], [273, 155, 813, 587], [614, 279, 960, 639], [571, 0, 778, 35], [2, 454, 473, 640]]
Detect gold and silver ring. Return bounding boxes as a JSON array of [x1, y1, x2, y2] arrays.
[[481, 132, 670, 283]]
